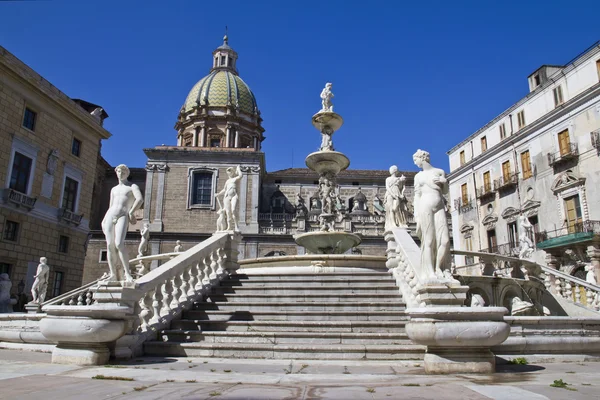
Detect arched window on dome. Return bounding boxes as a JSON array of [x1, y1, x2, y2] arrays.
[[183, 133, 193, 147]]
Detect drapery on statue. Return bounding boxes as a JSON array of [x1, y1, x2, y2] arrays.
[[384, 165, 408, 230], [101, 164, 144, 282], [31, 257, 50, 304], [216, 165, 243, 231], [137, 223, 150, 258], [412, 149, 452, 282], [518, 214, 535, 259], [320, 82, 334, 112]]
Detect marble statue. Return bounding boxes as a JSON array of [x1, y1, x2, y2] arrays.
[[137, 223, 150, 258], [320, 125, 334, 151], [46, 149, 59, 176], [295, 193, 307, 216], [90, 107, 104, 122], [320, 82, 334, 112], [31, 257, 50, 304], [216, 165, 243, 231], [412, 149, 452, 282], [511, 296, 535, 316], [384, 165, 408, 230], [585, 265, 597, 285], [0, 273, 14, 313], [216, 203, 228, 231], [518, 214, 535, 259], [470, 294, 485, 307], [174, 240, 183, 253], [101, 164, 144, 282]]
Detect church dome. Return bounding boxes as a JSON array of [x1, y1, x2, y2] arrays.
[[182, 70, 258, 115]]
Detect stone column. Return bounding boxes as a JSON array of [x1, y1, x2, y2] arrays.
[[253, 137, 258, 151], [192, 127, 199, 147], [143, 164, 155, 224], [225, 124, 232, 148], [150, 164, 167, 232], [199, 124, 206, 147], [587, 244, 600, 284], [234, 130, 240, 148]]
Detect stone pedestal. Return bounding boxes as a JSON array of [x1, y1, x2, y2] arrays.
[[417, 285, 469, 307], [25, 302, 42, 314]]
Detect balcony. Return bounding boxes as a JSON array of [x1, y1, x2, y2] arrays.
[[536, 220, 600, 250], [494, 173, 518, 191], [480, 242, 520, 258], [591, 129, 600, 151], [1, 188, 37, 210], [476, 184, 496, 200], [58, 208, 83, 225], [454, 198, 474, 214], [547, 143, 579, 167]]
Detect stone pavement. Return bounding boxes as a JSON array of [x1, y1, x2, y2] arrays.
[[0, 349, 598, 399]]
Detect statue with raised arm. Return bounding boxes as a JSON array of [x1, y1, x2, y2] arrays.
[[101, 164, 144, 282], [137, 223, 150, 258], [320, 82, 334, 113], [216, 165, 243, 231], [31, 257, 50, 303], [518, 214, 535, 259], [413, 149, 452, 283], [384, 165, 408, 230]]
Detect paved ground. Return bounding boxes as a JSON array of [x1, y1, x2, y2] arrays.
[[0, 349, 598, 399]]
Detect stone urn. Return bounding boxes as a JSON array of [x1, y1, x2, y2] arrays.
[[40, 304, 132, 365], [406, 307, 510, 374]]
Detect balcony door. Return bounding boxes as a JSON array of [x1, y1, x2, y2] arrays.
[[558, 129, 570, 156], [507, 222, 518, 249], [483, 171, 491, 192], [564, 195, 583, 233], [487, 229, 497, 252]]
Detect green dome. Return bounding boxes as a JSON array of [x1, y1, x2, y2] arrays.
[[183, 70, 258, 115]]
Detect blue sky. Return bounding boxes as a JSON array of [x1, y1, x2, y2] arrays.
[[1, 0, 599, 173]]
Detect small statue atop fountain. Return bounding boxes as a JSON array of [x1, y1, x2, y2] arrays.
[[320, 82, 334, 113], [320, 125, 334, 151], [412, 149, 453, 283], [319, 177, 335, 215], [216, 165, 243, 231], [174, 240, 183, 253], [30, 257, 50, 304], [137, 223, 150, 258], [101, 164, 144, 282], [384, 165, 409, 230], [518, 215, 534, 259]]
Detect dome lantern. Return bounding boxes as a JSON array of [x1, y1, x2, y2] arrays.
[[211, 34, 238, 75]]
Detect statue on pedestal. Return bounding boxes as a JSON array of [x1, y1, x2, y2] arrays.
[[320, 82, 334, 113], [0, 273, 14, 313], [518, 214, 535, 259], [101, 164, 144, 282], [412, 150, 452, 282], [384, 165, 408, 230], [174, 240, 183, 253], [31, 257, 50, 304], [137, 223, 150, 258], [216, 165, 243, 231]]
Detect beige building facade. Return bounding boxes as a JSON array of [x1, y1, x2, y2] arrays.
[[0, 46, 111, 303]]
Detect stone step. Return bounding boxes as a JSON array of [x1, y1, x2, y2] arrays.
[[232, 273, 392, 281], [220, 279, 393, 288], [143, 341, 425, 360], [170, 320, 408, 333], [212, 286, 400, 294], [206, 293, 403, 302], [182, 310, 408, 321], [158, 330, 412, 345], [195, 301, 405, 312]]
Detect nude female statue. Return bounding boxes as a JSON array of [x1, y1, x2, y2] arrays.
[[101, 164, 144, 282], [31, 257, 50, 303], [216, 165, 243, 231], [413, 149, 451, 282], [384, 165, 408, 230]]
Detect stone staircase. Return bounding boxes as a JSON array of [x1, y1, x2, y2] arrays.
[[144, 271, 425, 360]]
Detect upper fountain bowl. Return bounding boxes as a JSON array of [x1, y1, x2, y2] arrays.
[[305, 151, 350, 175], [312, 111, 343, 132]]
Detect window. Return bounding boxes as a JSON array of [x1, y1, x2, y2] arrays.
[[480, 136, 487, 152], [564, 195, 582, 233], [9, 152, 33, 194], [534, 75, 541, 86], [461, 183, 468, 203], [487, 229, 497, 251], [52, 271, 64, 298], [459, 150, 466, 166], [528, 216, 539, 240], [483, 171, 491, 192], [210, 138, 220, 147], [22, 107, 37, 131], [221, 56, 226, 66], [352, 182, 360, 186], [465, 237, 474, 265], [0, 263, 11, 276], [228, 57, 233, 67], [502, 160, 511, 181], [553, 86, 564, 107], [3, 220, 19, 242], [99, 250, 108, 262], [71, 138, 82, 157], [62, 177, 79, 211], [521, 151, 532, 179], [507, 222, 518, 248], [558, 129, 571, 156], [499, 123, 507, 140], [191, 172, 212, 205], [58, 235, 69, 253], [517, 110, 526, 129]]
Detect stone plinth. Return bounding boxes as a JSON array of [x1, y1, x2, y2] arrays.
[[406, 307, 510, 374], [417, 284, 469, 307]]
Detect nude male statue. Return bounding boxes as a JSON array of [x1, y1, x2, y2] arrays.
[[31, 257, 50, 303], [216, 165, 243, 231], [320, 82, 334, 112], [101, 164, 143, 282]]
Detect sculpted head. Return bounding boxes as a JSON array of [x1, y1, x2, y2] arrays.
[[325, 82, 332, 89], [412, 149, 430, 168], [115, 164, 130, 181], [389, 165, 398, 176], [40, 257, 47, 264], [226, 167, 237, 178]]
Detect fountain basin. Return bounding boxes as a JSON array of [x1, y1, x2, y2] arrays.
[[305, 151, 350, 175], [312, 111, 343, 132], [294, 231, 361, 254]]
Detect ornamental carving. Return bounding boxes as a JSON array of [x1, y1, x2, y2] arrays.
[[501, 207, 520, 223], [551, 169, 585, 194], [481, 214, 498, 230], [460, 223, 474, 238], [239, 166, 261, 173]]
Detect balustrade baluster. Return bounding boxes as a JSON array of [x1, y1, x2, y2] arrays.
[[210, 252, 218, 282], [554, 278, 563, 296], [587, 290, 594, 308], [76, 293, 84, 306], [194, 262, 205, 292], [216, 248, 226, 277], [85, 291, 93, 305], [575, 284, 581, 304], [161, 278, 173, 316], [179, 268, 191, 304], [139, 292, 154, 332], [152, 287, 164, 324], [565, 282, 573, 300], [202, 257, 212, 286], [187, 263, 198, 298], [69, 297, 76, 306], [171, 274, 183, 310]]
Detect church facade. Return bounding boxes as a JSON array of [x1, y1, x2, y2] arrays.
[[82, 37, 418, 282]]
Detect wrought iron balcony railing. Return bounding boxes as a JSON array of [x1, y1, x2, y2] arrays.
[[2, 188, 37, 210], [591, 129, 600, 150], [535, 220, 600, 244], [479, 242, 520, 258], [476, 184, 496, 199], [58, 208, 83, 225], [454, 198, 474, 214], [494, 173, 518, 191], [547, 143, 579, 167]]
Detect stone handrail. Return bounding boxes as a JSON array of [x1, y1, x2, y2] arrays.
[[451, 249, 542, 280], [541, 265, 600, 311], [385, 228, 423, 308]]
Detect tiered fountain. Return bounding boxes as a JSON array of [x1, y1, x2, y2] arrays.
[[293, 83, 361, 254]]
